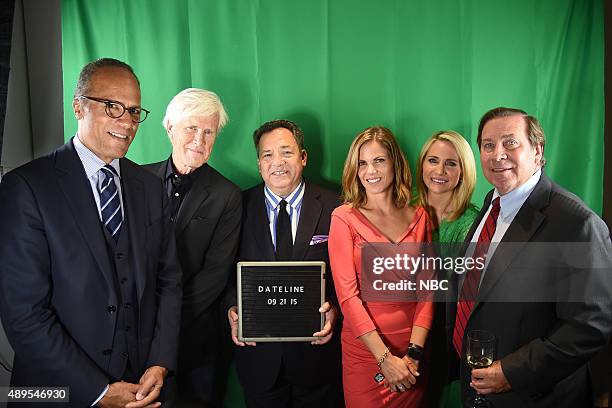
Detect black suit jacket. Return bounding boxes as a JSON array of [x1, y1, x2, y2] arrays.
[[446, 173, 612, 407], [232, 182, 342, 392], [145, 160, 241, 369], [0, 139, 182, 406]]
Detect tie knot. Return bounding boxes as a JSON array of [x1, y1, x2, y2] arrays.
[[279, 200, 288, 212], [490, 197, 501, 218], [100, 165, 118, 179]]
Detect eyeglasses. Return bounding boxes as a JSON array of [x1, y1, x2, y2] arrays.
[[78, 95, 150, 123]]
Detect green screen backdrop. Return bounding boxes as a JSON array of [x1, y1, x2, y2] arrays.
[[61, 0, 604, 213], [60, 1, 604, 406]]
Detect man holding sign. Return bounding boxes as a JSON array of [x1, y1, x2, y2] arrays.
[[226, 119, 343, 407]]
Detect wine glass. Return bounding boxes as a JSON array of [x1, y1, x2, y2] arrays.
[[466, 330, 496, 408]]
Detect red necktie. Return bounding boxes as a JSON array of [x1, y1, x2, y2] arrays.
[[453, 197, 501, 356]]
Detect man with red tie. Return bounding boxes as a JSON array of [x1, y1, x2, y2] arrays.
[[447, 107, 612, 407]]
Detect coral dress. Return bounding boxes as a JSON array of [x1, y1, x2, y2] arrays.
[[329, 204, 433, 407]]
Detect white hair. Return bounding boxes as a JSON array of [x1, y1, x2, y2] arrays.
[[162, 88, 229, 132]]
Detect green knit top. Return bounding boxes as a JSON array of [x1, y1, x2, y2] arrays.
[[432, 204, 479, 262], [434, 204, 480, 244]]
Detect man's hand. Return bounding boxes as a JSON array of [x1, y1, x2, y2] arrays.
[[312, 302, 336, 345], [228, 306, 256, 346], [97, 381, 141, 408], [124, 366, 167, 408], [470, 360, 512, 394]]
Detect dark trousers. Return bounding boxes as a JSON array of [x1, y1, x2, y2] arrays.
[[163, 307, 233, 408], [163, 361, 230, 408], [243, 362, 344, 408]]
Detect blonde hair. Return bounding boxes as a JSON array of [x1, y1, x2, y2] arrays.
[[415, 130, 476, 222], [342, 126, 412, 209], [163, 88, 228, 132]]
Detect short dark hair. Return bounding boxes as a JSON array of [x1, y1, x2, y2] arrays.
[[73, 58, 139, 99], [252, 119, 305, 155], [477, 107, 546, 166]]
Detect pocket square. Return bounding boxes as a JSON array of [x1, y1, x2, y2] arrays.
[[309, 235, 328, 245]]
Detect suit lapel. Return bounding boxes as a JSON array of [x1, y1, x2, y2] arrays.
[[175, 164, 211, 237], [293, 183, 322, 261], [121, 159, 147, 301], [151, 161, 166, 179], [55, 140, 115, 292], [246, 185, 275, 260], [475, 175, 550, 305]]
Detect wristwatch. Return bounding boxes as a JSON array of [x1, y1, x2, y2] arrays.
[[406, 343, 424, 361]]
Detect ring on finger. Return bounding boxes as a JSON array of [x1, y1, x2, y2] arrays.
[[397, 384, 405, 392]]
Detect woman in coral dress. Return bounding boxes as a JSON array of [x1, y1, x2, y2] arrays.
[[329, 126, 433, 407]]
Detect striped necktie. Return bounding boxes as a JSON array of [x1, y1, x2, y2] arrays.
[[99, 165, 122, 241], [453, 197, 501, 356]]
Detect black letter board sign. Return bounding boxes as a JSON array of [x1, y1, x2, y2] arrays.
[[238, 261, 325, 342]]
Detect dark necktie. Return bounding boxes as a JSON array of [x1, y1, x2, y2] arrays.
[[275, 200, 293, 260], [99, 165, 122, 241], [453, 197, 501, 356]]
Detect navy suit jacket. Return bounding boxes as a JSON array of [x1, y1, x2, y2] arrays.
[[446, 173, 612, 407], [0, 139, 182, 406]]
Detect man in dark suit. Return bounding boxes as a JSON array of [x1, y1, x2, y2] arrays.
[[447, 107, 612, 407], [226, 120, 343, 407], [0, 58, 182, 407], [145, 88, 241, 407]]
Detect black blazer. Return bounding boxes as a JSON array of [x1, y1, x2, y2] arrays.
[[233, 182, 342, 392], [0, 139, 182, 406], [446, 173, 612, 407], [145, 160, 241, 368]]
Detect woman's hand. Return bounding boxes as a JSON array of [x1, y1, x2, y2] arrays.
[[380, 354, 419, 392]]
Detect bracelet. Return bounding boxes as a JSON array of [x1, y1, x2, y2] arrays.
[[407, 343, 424, 361], [376, 347, 390, 367]]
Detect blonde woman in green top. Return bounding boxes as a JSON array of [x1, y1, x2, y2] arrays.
[[415, 130, 478, 408]]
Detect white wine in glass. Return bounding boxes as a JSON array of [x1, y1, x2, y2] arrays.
[[466, 330, 496, 408]]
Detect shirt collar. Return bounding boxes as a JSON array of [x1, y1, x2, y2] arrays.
[[493, 168, 541, 220], [164, 157, 202, 182], [73, 134, 121, 178], [264, 180, 305, 210]]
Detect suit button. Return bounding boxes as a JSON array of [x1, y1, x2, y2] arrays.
[[125, 325, 131, 331], [103, 349, 112, 355], [120, 277, 127, 284], [116, 252, 124, 260], [107, 305, 117, 313], [124, 303, 132, 309], [122, 352, 128, 358]]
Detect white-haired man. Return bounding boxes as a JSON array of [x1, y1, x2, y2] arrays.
[[146, 88, 241, 407]]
